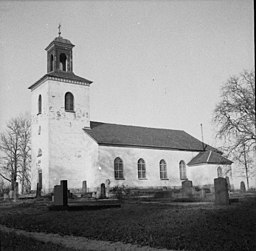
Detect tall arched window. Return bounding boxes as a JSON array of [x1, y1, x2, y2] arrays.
[[114, 157, 124, 179], [217, 166, 223, 178], [38, 95, 42, 114], [65, 92, 74, 111], [50, 54, 54, 71], [138, 158, 146, 179], [60, 53, 67, 71], [160, 159, 167, 179], [179, 160, 187, 180]]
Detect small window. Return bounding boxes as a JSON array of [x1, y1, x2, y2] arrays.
[[217, 166, 222, 178], [50, 54, 54, 71], [114, 157, 124, 179], [38, 126, 41, 135], [160, 159, 167, 179], [138, 158, 146, 179], [60, 53, 67, 71], [38, 95, 42, 114], [179, 160, 187, 180], [37, 148, 42, 157], [65, 92, 74, 111]]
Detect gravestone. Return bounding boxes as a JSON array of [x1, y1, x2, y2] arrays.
[[214, 177, 229, 205], [105, 179, 111, 198], [182, 180, 193, 197], [100, 183, 106, 199], [225, 176, 231, 191], [240, 181, 246, 193], [3, 193, 8, 201], [53, 180, 68, 206], [82, 180, 87, 194], [36, 183, 41, 197], [9, 190, 14, 199], [95, 187, 101, 199]]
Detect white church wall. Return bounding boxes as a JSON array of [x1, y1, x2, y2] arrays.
[[47, 80, 92, 192], [30, 81, 50, 193], [96, 145, 198, 189]]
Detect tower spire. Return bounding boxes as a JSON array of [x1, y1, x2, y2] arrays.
[[58, 23, 61, 37]]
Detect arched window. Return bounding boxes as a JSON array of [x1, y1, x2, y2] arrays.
[[217, 166, 223, 178], [160, 159, 167, 179], [114, 157, 124, 179], [65, 92, 74, 111], [37, 148, 42, 157], [179, 160, 187, 180], [138, 158, 146, 179], [59, 53, 67, 71], [38, 95, 42, 114], [50, 54, 54, 71]]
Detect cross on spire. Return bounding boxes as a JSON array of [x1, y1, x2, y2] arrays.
[[58, 24, 61, 37]]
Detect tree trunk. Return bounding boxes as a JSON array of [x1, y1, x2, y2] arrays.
[[243, 144, 250, 189]]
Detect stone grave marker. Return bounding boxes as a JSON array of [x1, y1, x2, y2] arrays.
[[3, 193, 8, 201], [182, 180, 193, 197], [82, 180, 87, 194], [240, 181, 246, 193], [214, 177, 229, 205], [100, 183, 106, 199], [53, 180, 68, 206]]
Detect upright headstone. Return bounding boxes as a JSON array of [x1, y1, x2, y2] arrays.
[[100, 183, 106, 199], [3, 193, 8, 201], [105, 179, 111, 198], [182, 180, 193, 197], [53, 180, 68, 206], [36, 183, 41, 198], [214, 177, 229, 205], [9, 190, 14, 200], [240, 181, 246, 193], [225, 176, 231, 191], [82, 180, 87, 194]]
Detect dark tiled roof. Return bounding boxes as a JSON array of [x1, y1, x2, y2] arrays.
[[28, 71, 93, 90], [187, 151, 233, 166], [84, 121, 218, 152]]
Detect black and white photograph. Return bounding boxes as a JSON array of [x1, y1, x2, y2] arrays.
[[0, 0, 255, 250]]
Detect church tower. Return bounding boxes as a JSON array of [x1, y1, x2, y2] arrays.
[[29, 29, 93, 193]]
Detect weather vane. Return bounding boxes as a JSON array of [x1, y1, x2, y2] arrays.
[[58, 23, 61, 37]]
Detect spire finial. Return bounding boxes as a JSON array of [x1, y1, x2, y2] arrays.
[[58, 23, 61, 37]]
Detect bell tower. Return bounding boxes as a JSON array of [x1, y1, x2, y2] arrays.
[[45, 25, 74, 73], [29, 27, 93, 194]]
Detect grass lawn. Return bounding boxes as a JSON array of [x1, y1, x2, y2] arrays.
[[0, 230, 75, 251], [0, 198, 255, 251]]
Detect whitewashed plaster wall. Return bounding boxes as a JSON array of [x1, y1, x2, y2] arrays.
[[47, 80, 92, 191], [96, 145, 198, 189], [30, 81, 50, 193], [31, 79, 93, 193]]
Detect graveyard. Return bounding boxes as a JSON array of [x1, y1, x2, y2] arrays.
[[0, 179, 256, 251]]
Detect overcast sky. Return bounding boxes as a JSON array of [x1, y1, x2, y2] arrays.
[[0, 0, 254, 147]]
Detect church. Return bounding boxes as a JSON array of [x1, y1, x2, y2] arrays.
[[29, 32, 232, 194]]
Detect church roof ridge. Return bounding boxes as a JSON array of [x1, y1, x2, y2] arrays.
[[84, 121, 219, 152], [89, 120, 185, 132]]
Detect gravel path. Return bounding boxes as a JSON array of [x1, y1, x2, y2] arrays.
[[0, 224, 173, 251]]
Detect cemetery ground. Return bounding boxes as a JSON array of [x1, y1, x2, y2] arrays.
[[0, 194, 256, 251]]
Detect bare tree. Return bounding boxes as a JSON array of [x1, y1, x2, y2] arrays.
[[0, 115, 31, 195], [213, 69, 255, 189]]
